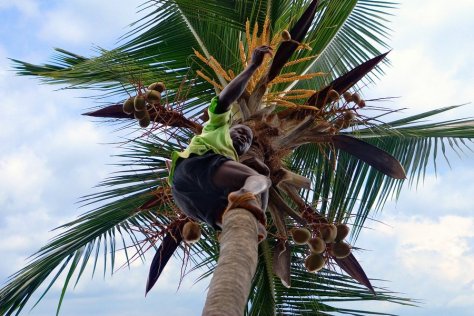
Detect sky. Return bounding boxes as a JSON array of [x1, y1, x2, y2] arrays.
[[0, 1, 473, 315]]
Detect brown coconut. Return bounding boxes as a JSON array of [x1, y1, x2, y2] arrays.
[[304, 253, 326, 273], [290, 227, 311, 245], [307, 237, 326, 254], [320, 224, 337, 243], [329, 241, 351, 259], [335, 224, 350, 242], [182, 221, 201, 244]]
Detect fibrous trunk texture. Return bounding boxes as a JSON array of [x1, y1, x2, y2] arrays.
[[202, 208, 259, 316]]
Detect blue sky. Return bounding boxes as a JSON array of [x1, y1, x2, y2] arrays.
[[1, 1, 473, 315]]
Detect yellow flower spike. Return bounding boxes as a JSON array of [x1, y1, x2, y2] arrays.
[[284, 55, 318, 68], [196, 70, 223, 90], [239, 41, 247, 68]]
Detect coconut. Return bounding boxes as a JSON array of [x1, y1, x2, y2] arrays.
[[122, 97, 135, 114], [139, 113, 151, 128], [290, 227, 311, 245], [320, 224, 337, 243], [148, 82, 166, 93], [344, 110, 356, 121], [134, 109, 148, 120], [328, 89, 340, 102], [182, 221, 201, 244], [304, 253, 326, 273], [281, 30, 291, 41], [145, 90, 161, 102], [358, 99, 366, 108], [307, 237, 326, 254], [343, 91, 353, 102], [335, 223, 350, 242], [352, 93, 361, 104], [134, 95, 146, 111], [329, 241, 351, 259]]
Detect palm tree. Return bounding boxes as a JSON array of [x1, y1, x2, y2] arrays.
[[2, 0, 474, 315]]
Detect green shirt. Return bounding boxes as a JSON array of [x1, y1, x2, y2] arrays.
[[168, 97, 238, 184]]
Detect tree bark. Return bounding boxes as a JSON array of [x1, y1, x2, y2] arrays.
[[202, 208, 259, 316]]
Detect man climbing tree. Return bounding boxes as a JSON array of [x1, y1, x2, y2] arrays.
[[170, 45, 273, 242]]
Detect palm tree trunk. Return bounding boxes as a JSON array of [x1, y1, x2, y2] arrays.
[[202, 208, 259, 316]]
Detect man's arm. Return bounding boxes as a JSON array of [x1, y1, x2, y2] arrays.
[[214, 46, 273, 114]]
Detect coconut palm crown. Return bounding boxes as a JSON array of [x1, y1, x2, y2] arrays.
[[2, 0, 474, 315]]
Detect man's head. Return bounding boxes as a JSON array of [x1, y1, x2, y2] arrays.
[[230, 124, 253, 156]]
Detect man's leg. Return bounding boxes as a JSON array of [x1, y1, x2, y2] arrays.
[[213, 161, 271, 239]]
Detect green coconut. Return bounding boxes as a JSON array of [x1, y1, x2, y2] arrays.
[[290, 227, 311, 245], [134, 95, 146, 112], [134, 109, 148, 120], [307, 237, 326, 254], [182, 221, 201, 244], [145, 90, 161, 102], [304, 253, 326, 273], [148, 82, 166, 93], [122, 97, 135, 114], [139, 113, 151, 128]]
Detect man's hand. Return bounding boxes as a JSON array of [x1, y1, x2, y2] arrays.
[[249, 46, 273, 68]]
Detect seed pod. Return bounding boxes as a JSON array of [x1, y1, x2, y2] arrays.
[[343, 91, 353, 102], [335, 224, 350, 242], [148, 82, 166, 93], [182, 221, 201, 244], [307, 237, 326, 254], [145, 90, 161, 102], [304, 253, 326, 273], [352, 93, 361, 104], [139, 112, 151, 128], [328, 89, 340, 102], [290, 227, 311, 245], [281, 30, 291, 41], [134, 95, 146, 111], [134, 109, 148, 120], [329, 241, 351, 259], [358, 99, 366, 108], [122, 97, 135, 115], [320, 224, 337, 243]]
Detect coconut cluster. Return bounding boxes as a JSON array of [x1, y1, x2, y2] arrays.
[[122, 82, 166, 128], [326, 89, 367, 130], [290, 223, 352, 273]]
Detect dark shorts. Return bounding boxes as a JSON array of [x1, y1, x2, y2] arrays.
[[171, 152, 232, 229]]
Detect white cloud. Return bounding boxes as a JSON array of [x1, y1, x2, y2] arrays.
[[0, 0, 39, 17], [36, 0, 143, 48], [357, 214, 474, 314]]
